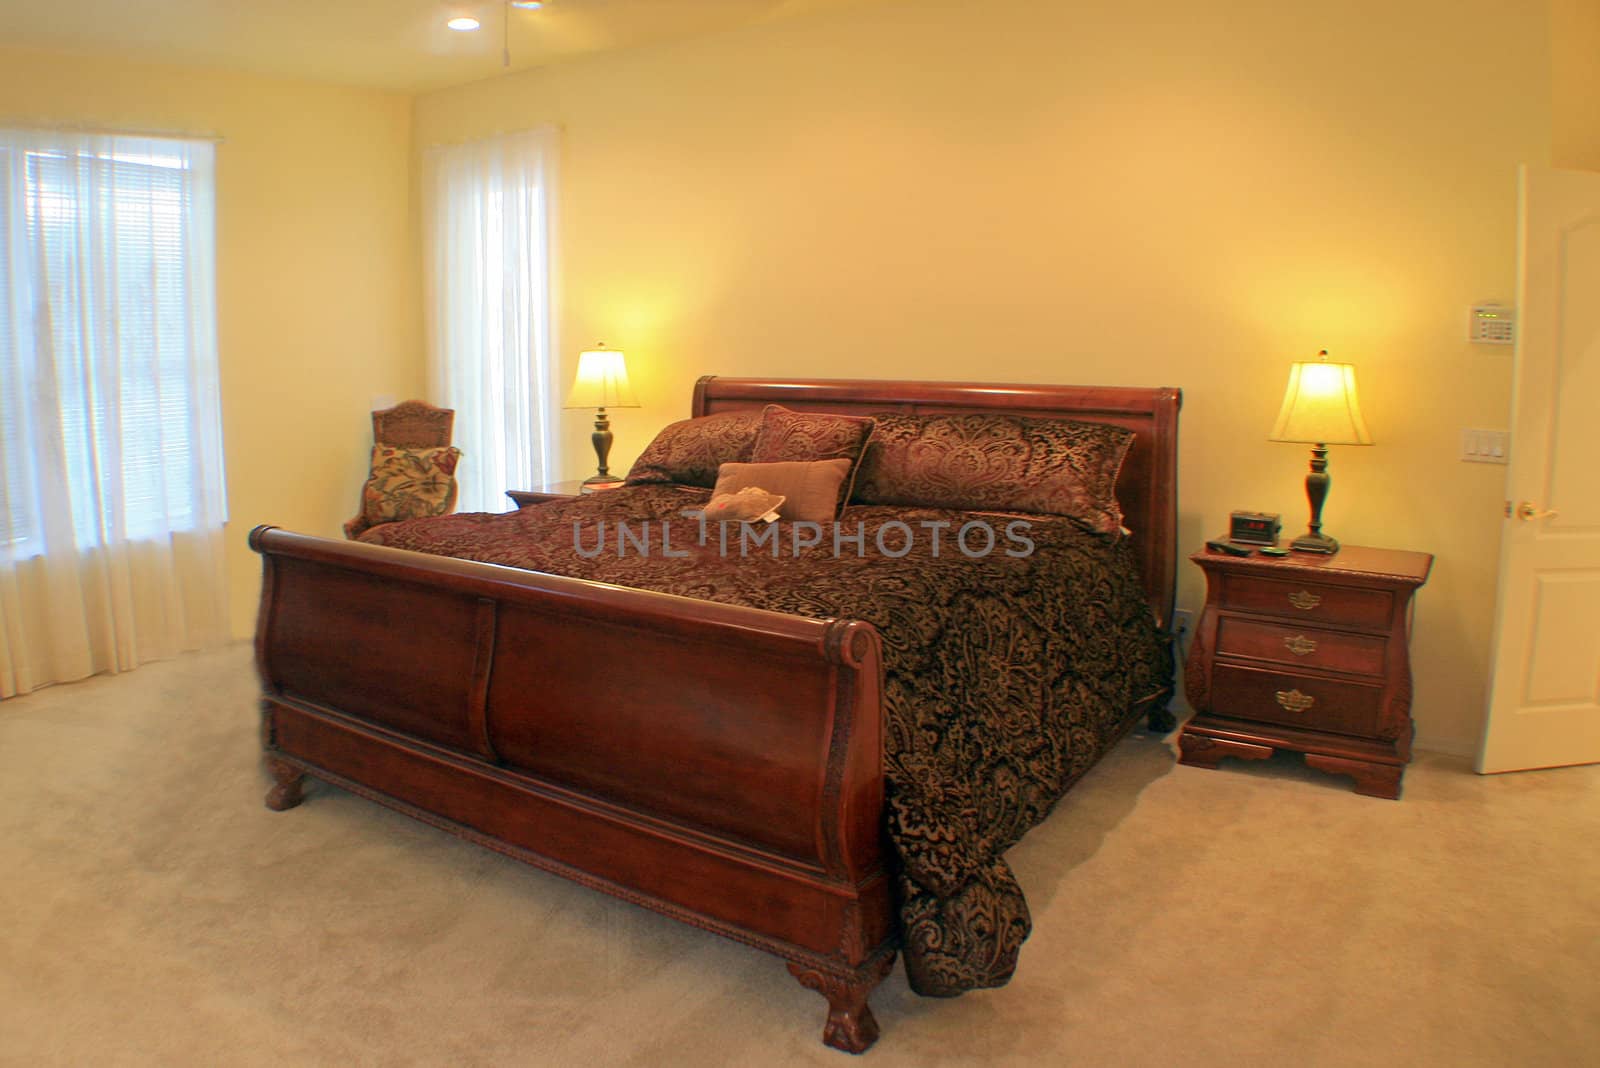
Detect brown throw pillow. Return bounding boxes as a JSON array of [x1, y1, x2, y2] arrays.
[[713, 460, 852, 525], [1010, 417, 1134, 531], [852, 413, 1134, 533], [749, 405, 875, 512], [625, 409, 763, 488]]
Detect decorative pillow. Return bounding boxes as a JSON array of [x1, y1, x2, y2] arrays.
[[713, 459, 853, 525], [360, 445, 462, 524], [749, 405, 875, 513], [625, 410, 763, 488], [852, 413, 1134, 533], [701, 486, 786, 523]]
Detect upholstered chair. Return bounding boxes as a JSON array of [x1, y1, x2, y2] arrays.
[[344, 401, 460, 540]]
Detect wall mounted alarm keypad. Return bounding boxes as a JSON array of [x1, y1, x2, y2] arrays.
[[1469, 303, 1515, 344]]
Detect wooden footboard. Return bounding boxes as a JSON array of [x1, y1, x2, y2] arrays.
[[251, 526, 897, 1052]]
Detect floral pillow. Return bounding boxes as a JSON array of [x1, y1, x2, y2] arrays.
[[360, 445, 462, 524], [625, 409, 763, 488], [851, 413, 1134, 533]]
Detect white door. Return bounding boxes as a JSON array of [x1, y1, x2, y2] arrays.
[[1478, 166, 1600, 774]]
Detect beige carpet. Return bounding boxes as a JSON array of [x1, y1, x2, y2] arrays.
[[2, 644, 1596, 1066]]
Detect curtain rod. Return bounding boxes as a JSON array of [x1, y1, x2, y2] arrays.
[[0, 120, 226, 144]]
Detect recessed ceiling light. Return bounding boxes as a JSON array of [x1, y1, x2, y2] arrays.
[[447, 16, 481, 31]]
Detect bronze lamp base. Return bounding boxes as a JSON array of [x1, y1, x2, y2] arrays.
[[1290, 530, 1339, 554], [1292, 442, 1340, 555]]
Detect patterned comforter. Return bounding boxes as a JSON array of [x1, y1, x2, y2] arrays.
[[362, 484, 1171, 995]]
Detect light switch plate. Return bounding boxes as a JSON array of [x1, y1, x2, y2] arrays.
[[1461, 428, 1509, 464]]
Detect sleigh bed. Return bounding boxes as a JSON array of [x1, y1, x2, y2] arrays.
[[252, 376, 1181, 1053]]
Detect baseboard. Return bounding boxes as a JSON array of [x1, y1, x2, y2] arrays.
[[1412, 734, 1476, 759]]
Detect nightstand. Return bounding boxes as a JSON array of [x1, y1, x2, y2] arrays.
[[505, 480, 598, 508], [1178, 545, 1433, 799]]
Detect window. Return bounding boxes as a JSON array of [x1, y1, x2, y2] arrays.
[[423, 127, 559, 512], [0, 129, 227, 696], [0, 131, 225, 558]]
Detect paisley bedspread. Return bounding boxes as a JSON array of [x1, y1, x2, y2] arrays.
[[361, 484, 1172, 995]]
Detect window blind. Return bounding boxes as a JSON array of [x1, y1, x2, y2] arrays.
[[0, 133, 223, 556]]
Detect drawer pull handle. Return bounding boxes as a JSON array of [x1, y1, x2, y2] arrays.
[[1283, 635, 1318, 657], [1275, 689, 1315, 713], [1288, 590, 1322, 610]]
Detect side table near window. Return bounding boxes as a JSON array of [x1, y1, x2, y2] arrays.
[[506, 481, 608, 508], [1179, 544, 1433, 799]]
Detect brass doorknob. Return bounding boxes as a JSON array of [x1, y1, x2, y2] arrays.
[[1515, 502, 1559, 521]]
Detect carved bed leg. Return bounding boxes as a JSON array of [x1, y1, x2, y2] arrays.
[[1146, 704, 1177, 733], [264, 757, 306, 811], [787, 950, 896, 1054]]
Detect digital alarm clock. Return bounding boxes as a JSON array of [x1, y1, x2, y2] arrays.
[[1229, 511, 1282, 546]]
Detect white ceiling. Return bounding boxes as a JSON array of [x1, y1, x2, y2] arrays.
[[0, 0, 878, 93]]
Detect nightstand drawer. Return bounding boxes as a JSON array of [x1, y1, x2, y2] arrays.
[[1219, 575, 1393, 630], [1210, 664, 1383, 737], [1214, 617, 1388, 677]]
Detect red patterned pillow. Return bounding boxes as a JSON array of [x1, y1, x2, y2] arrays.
[[749, 405, 875, 515], [852, 413, 1134, 533], [625, 409, 762, 488], [750, 405, 875, 465]]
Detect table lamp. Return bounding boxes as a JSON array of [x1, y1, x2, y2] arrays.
[[1269, 349, 1373, 554], [564, 343, 639, 492]]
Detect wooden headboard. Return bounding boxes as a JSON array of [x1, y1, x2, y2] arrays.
[[693, 376, 1182, 631]]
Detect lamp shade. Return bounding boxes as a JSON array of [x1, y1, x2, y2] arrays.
[[1269, 358, 1373, 446], [564, 345, 639, 409]]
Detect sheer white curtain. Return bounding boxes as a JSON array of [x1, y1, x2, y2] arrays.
[[423, 127, 559, 513], [0, 130, 228, 698]]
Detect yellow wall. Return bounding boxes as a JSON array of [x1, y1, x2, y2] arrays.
[[1552, 0, 1600, 169], [0, 47, 424, 638], [416, 0, 1555, 753]]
